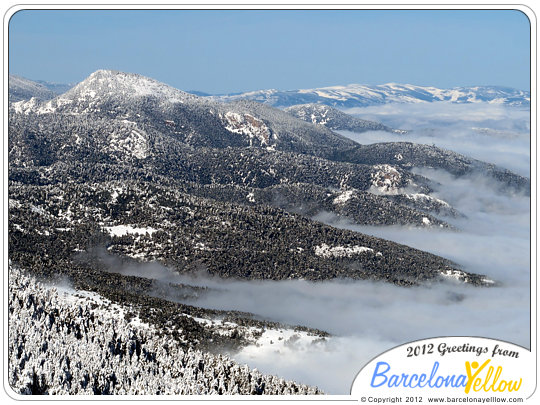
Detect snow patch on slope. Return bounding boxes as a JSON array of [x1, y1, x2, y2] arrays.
[[369, 164, 402, 194], [104, 225, 157, 237], [314, 243, 375, 258], [405, 193, 451, 207], [108, 126, 149, 159], [333, 190, 355, 205], [221, 112, 272, 145]]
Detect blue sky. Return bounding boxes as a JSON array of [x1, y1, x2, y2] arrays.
[[9, 9, 531, 93]]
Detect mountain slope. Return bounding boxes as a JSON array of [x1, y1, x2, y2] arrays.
[[10, 70, 529, 195], [9, 75, 59, 102], [9, 266, 322, 395], [8, 69, 522, 287], [10, 110, 460, 230], [328, 142, 530, 194], [11, 70, 356, 156], [8, 69, 528, 397], [9, 180, 483, 285], [284, 103, 407, 134]]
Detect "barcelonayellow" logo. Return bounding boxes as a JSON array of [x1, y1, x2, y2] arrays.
[[351, 337, 532, 400]]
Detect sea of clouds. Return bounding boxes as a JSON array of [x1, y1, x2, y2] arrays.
[[341, 102, 531, 177]]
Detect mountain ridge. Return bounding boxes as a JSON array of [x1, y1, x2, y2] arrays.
[[10, 72, 529, 108], [10, 70, 358, 156], [208, 82, 530, 108], [284, 103, 408, 134]]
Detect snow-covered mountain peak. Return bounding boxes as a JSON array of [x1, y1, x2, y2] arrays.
[[87, 68, 118, 79], [67, 70, 197, 104], [12, 70, 200, 115]]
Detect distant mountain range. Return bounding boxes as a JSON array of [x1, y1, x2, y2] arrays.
[[10, 74, 530, 108], [208, 83, 530, 108]]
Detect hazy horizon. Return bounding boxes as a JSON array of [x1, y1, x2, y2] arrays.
[[9, 69, 531, 95]]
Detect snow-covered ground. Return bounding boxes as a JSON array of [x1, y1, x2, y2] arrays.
[[103, 224, 157, 237], [314, 243, 376, 258], [8, 266, 321, 395]]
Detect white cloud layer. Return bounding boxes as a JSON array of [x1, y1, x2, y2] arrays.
[[341, 102, 530, 177]]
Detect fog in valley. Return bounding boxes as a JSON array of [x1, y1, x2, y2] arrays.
[[341, 102, 530, 177]]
